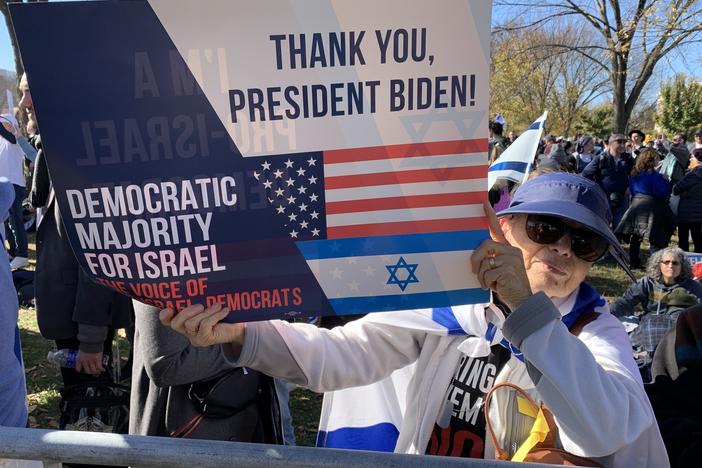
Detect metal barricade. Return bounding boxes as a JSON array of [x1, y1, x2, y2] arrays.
[[0, 427, 550, 467]]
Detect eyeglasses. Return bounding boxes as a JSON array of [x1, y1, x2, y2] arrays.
[[660, 260, 680, 266], [524, 215, 609, 262]]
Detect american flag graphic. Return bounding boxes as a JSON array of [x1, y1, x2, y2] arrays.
[[253, 139, 490, 314], [254, 154, 327, 241], [255, 139, 488, 240]]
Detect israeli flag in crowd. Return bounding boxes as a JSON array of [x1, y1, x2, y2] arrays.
[[487, 111, 548, 189]]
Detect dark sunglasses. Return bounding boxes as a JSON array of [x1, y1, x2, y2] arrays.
[[660, 260, 680, 266], [525, 215, 609, 262]]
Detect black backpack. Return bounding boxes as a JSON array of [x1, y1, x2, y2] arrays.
[[59, 382, 130, 434]]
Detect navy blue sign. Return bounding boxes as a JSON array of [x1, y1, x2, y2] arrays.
[[10, 0, 491, 322]]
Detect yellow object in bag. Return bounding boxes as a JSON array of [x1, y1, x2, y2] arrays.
[[511, 407, 550, 462], [484, 383, 604, 466]]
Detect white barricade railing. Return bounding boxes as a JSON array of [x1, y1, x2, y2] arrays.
[[0, 427, 552, 468]]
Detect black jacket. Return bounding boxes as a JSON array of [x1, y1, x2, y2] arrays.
[[30, 136, 132, 351], [674, 166, 702, 224], [582, 151, 634, 196]]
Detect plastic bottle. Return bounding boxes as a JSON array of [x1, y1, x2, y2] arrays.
[[46, 349, 109, 369]]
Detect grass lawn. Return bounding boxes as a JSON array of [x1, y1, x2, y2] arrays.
[[16, 234, 638, 446]]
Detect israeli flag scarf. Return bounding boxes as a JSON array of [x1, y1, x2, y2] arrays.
[[316, 283, 606, 451]]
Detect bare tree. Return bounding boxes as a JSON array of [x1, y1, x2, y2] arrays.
[[490, 25, 608, 135], [495, 0, 702, 132], [546, 26, 610, 136]]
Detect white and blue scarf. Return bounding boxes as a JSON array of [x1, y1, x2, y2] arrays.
[[315, 283, 606, 451]]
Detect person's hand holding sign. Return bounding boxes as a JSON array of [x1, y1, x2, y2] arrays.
[[164, 201, 534, 349], [470, 201, 532, 313], [160, 303, 245, 353]]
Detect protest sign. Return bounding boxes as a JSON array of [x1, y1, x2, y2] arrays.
[[685, 252, 702, 280], [685, 252, 702, 266], [10, 0, 491, 322]]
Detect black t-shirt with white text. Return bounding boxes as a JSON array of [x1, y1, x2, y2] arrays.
[[426, 345, 511, 458]]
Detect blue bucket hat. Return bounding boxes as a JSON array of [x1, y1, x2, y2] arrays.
[[498, 172, 634, 280]]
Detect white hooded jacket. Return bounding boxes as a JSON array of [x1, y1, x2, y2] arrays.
[[229, 284, 669, 468]]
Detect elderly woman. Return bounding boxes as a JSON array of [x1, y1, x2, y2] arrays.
[[612, 248, 702, 383], [616, 149, 675, 269], [162, 173, 668, 467], [612, 247, 702, 318]]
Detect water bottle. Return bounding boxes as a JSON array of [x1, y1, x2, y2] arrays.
[[47, 349, 109, 369], [47, 349, 78, 368]]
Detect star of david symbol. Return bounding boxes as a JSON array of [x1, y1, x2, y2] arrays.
[[393, 108, 485, 182], [386, 257, 419, 292]]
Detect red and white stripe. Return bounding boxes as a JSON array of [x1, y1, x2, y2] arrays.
[[323, 139, 488, 239]]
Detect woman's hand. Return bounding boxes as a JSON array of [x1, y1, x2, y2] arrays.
[[160, 303, 245, 350], [470, 201, 533, 312]]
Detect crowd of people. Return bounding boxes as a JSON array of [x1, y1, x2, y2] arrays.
[[493, 123, 702, 266], [2, 72, 702, 467]]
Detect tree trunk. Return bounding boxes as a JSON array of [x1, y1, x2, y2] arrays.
[[610, 54, 629, 133]]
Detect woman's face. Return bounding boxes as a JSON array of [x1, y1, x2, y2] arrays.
[[501, 215, 592, 299], [660, 253, 682, 285]]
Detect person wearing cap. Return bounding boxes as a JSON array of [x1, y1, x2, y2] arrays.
[[629, 129, 646, 157], [488, 120, 509, 165], [582, 133, 634, 229], [160, 172, 668, 467]]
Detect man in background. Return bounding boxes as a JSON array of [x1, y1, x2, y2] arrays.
[[582, 133, 634, 229], [629, 129, 646, 157], [488, 120, 509, 164], [19, 73, 131, 387]]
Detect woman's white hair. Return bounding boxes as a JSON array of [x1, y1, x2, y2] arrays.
[[646, 247, 692, 283]]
